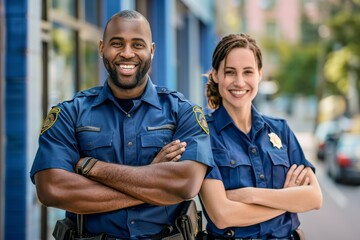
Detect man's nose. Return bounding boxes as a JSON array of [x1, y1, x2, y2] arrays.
[[120, 45, 135, 58]]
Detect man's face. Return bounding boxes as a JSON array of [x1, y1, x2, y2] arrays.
[[99, 17, 155, 92]]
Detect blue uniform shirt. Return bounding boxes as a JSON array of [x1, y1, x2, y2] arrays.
[[30, 79, 214, 239], [203, 105, 314, 239]]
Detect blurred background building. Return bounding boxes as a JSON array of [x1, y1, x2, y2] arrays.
[[1, 0, 359, 239]]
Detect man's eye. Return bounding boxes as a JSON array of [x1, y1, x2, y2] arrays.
[[112, 42, 122, 47], [134, 43, 144, 48]]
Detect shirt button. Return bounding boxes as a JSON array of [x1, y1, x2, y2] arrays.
[[259, 174, 265, 180], [251, 148, 257, 154], [230, 160, 236, 165], [127, 113, 131, 118], [130, 220, 135, 225], [128, 142, 133, 147]]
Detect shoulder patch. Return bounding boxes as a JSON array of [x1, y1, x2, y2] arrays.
[[40, 107, 61, 135], [193, 106, 209, 135]]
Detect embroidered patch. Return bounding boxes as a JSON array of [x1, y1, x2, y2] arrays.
[[40, 107, 61, 135], [193, 106, 209, 135]]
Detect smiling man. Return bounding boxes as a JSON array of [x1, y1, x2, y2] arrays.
[[30, 10, 214, 240]]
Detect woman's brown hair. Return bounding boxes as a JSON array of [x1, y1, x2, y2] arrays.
[[206, 33, 263, 109]]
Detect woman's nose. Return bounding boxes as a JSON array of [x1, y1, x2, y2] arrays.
[[234, 76, 246, 86]]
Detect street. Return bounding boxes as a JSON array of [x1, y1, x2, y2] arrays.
[[296, 132, 360, 240]]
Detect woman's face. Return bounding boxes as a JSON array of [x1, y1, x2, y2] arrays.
[[213, 47, 262, 111]]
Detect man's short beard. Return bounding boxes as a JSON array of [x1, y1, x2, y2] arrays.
[[102, 55, 151, 90]]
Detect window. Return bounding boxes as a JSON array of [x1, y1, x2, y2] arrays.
[[49, 23, 77, 107], [39, 1, 103, 238]]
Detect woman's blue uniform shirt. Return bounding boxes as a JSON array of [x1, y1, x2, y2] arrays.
[[30, 79, 214, 239], [203, 105, 315, 239]]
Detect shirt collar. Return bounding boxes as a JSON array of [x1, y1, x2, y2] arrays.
[[213, 105, 233, 132], [251, 105, 266, 132], [140, 78, 162, 109], [92, 78, 162, 109], [214, 104, 266, 133]]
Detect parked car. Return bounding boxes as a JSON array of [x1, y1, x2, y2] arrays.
[[314, 120, 342, 160], [325, 133, 360, 184]]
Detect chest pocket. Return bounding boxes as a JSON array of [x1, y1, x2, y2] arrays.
[[267, 149, 290, 189], [140, 130, 173, 165], [213, 149, 253, 189], [77, 127, 114, 162]]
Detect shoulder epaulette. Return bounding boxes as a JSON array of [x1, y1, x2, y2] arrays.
[[156, 86, 187, 101], [74, 86, 102, 98]]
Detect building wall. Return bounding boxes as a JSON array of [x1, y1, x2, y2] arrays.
[[0, 0, 5, 237], [4, 0, 28, 239]]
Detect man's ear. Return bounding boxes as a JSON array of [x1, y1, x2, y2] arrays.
[[98, 40, 104, 58], [151, 42, 155, 60]]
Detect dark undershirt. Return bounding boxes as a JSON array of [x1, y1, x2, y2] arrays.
[[115, 96, 142, 113], [116, 98, 134, 112]]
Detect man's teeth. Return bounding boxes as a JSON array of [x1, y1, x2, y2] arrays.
[[120, 65, 135, 69]]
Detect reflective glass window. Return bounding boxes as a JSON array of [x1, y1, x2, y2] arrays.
[[52, 0, 77, 17], [49, 23, 76, 108], [80, 41, 100, 90]]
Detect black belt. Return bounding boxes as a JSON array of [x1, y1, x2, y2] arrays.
[[106, 226, 181, 240], [206, 233, 298, 240]]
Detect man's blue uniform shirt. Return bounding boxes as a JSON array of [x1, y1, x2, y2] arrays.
[[30, 79, 214, 239], [203, 105, 315, 239]]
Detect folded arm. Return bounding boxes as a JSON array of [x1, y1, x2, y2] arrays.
[[226, 165, 323, 213], [87, 159, 207, 205], [34, 140, 189, 213], [199, 179, 284, 229], [34, 169, 142, 214]]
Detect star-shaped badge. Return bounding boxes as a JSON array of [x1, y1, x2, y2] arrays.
[[268, 132, 282, 149]]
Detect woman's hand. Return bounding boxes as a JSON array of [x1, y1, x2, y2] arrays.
[[283, 164, 310, 188]]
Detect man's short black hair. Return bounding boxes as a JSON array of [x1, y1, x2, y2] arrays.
[[102, 10, 145, 41]]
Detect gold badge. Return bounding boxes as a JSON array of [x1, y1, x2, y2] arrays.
[[40, 107, 61, 135], [193, 106, 209, 135], [268, 132, 282, 149]]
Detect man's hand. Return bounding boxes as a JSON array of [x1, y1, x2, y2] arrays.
[[283, 164, 310, 188], [152, 140, 187, 164]]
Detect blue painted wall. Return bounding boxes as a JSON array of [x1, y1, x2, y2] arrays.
[[4, 0, 27, 239]]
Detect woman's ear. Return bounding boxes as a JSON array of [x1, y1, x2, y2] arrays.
[[258, 69, 263, 82], [211, 71, 219, 83]]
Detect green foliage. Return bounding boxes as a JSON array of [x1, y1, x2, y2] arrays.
[[263, 40, 319, 96], [323, 0, 360, 104]]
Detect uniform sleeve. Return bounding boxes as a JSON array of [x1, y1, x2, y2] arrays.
[[30, 103, 80, 183], [172, 104, 215, 169], [205, 164, 223, 180], [285, 122, 315, 172]]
